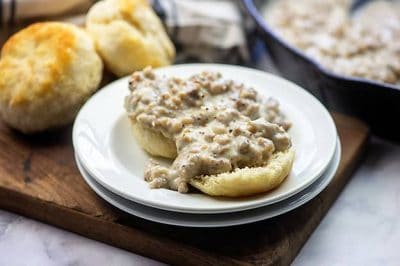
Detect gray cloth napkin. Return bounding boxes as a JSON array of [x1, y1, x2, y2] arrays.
[[0, 0, 250, 63], [153, 0, 249, 63]]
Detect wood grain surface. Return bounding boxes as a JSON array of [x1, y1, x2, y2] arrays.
[[0, 113, 369, 266]]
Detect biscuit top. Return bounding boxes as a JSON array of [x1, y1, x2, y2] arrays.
[[86, 0, 175, 76], [120, 0, 147, 13], [117, 0, 175, 63], [0, 22, 77, 106], [119, 0, 150, 34]]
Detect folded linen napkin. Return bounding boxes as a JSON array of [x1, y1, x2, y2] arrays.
[[153, 0, 249, 63], [0, 0, 250, 63]]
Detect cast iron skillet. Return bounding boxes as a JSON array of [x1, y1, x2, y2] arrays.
[[244, 0, 400, 141]]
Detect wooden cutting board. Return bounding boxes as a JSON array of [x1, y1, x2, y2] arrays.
[[0, 113, 368, 266]]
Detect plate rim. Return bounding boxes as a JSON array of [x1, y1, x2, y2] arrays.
[[75, 138, 341, 227]]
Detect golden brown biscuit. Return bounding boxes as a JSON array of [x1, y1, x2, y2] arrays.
[[131, 121, 177, 158], [0, 22, 103, 134], [190, 149, 295, 197], [86, 0, 175, 77]]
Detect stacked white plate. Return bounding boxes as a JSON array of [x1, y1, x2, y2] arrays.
[[73, 64, 339, 227]]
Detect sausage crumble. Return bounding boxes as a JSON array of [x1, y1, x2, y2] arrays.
[[265, 0, 400, 84]]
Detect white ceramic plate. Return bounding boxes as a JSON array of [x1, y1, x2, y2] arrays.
[[73, 64, 337, 214], [75, 139, 340, 227]]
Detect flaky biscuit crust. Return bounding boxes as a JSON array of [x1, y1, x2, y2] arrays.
[[131, 121, 177, 159], [86, 0, 175, 77], [190, 149, 295, 197], [0, 22, 103, 133]]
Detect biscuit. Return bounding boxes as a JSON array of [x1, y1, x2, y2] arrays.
[[0, 22, 103, 133], [86, 0, 175, 77], [131, 121, 177, 158], [130, 117, 294, 197], [190, 149, 295, 197]]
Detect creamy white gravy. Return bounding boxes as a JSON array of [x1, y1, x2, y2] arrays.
[[125, 68, 291, 193], [265, 0, 400, 84]]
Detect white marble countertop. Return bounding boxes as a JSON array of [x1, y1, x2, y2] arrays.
[[0, 137, 399, 265]]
